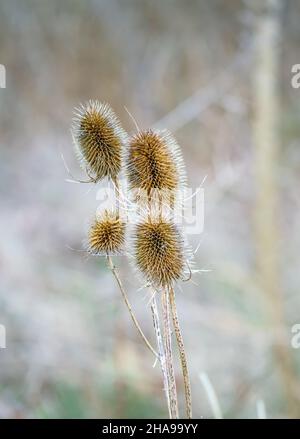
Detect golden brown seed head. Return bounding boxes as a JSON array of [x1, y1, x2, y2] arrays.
[[72, 101, 127, 182], [88, 211, 125, 255], [135, 219, 184, 288], [126, 130, 183, 194]]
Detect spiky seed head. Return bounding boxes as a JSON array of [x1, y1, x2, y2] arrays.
[[88, 210, 126, 255], [126, 129, 186, 197], [72, 101, 127, 182], [135, 218, 185, 288]]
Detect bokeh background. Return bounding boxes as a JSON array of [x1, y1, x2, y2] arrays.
[[0, 0, 300, 419]]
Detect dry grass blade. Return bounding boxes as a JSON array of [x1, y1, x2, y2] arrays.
[[199, 372, 223, 419]]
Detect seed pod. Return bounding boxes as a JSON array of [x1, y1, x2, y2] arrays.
[[88, 210, 126, 255], [126, 129, 186, 201], [72, 101, 127, 182], [134, 218, 185, 288]]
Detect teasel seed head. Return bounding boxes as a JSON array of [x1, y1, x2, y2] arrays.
[[72, 100, 128, 182], [134, 217, 185, 288], [87, 210, 126, 255], [126, 129, 186, 202]]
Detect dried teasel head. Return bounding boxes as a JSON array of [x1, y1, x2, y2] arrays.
[[134, 217, 186, 288], [87, 210, 126, 255], [126, 129, 186, 202], [72, 100, 128, 182]]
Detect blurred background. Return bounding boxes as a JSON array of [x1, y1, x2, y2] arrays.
[[0, 0, 300, 419]]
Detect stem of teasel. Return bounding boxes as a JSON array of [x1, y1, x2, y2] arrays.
[[106, 254, 157, 358], [145, 188, 178, 418], [161, 288, 179, 419], [157, 188, 179, 418], [169, 286, 192, 418], [150, 292, 172, 418]]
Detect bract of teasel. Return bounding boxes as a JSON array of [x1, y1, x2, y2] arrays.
[[72, 100, 128, 183], [125, 129, 186, 206]]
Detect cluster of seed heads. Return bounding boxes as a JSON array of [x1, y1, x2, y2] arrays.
[[71, 100, 193, 419], [71, 100, 189, 288]]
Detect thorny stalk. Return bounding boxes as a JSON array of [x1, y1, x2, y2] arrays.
[[162, 288, 179, 419], [169, 286, 192, 418], [150, 293, 171, 418]]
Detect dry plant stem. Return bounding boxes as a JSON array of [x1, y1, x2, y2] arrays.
[[106, 254, 157, 357], [169, 287, 192, 419], [162, 288, 179, 419], [150, 294, 171, 418]]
